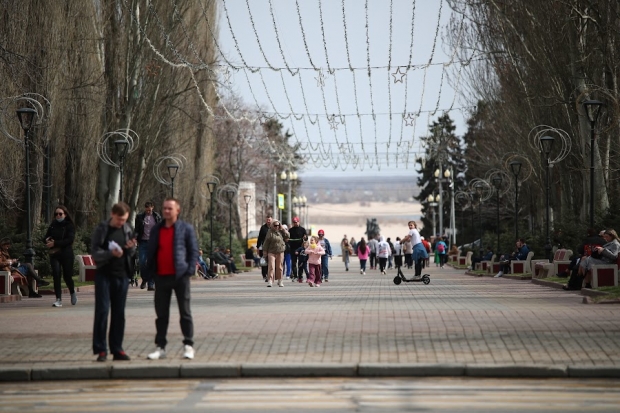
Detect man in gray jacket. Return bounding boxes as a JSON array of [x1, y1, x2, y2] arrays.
[[145, 198, 199, 360], [91, 202, 137, 362]]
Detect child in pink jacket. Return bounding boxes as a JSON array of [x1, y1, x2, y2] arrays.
[[305, 236, 325, 287]]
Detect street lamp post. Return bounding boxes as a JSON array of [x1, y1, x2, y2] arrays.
[[474, 182, 485, 252], [434, 168, 444, 237], [207, 181, 217, 273], [443, 169, 456, 246], [225, 189, 235, 254], [427, 194, 439, 237], [16, 108, 37, 265], [244, 194, 252, 248], [167, 164, 179, 198], [114, 139, 129, 201], [582, 100, 604, 228], [540, 135, 555, 263], [509, 161, 522, 240], [492, 175, 503, 255], [281, 170, 297, 225]]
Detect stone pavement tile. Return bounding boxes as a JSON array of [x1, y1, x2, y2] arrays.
[[1, 259, 620, 372]]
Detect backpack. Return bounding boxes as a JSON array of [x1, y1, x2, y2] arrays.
[[437, 243, 445, 253]]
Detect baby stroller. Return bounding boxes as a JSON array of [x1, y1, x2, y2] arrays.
[[129, 254, 140, 287]]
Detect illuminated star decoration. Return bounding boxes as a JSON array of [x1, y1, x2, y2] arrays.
[[315, 70, 326, 88], [404, 112, 416, 126], [327, 114, 339, 130], [391, 66, 406, 83]]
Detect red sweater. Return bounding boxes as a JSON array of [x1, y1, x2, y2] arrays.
[[157, 226, 175, 276]]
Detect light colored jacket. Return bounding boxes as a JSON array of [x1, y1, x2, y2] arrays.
[[305, 244, 325, 265], [262, 228, 290, 254], [377, 236, 391, 258]]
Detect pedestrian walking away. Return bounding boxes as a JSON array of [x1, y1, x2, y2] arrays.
[[44, 205, 77, 307], [135, 201, 162, 291], [317, 229, 332, 281], [356, 237, 370, 274], [368, 237, 378, 270], [305, 236, 325, 287], [91, 202, 137, 362], [262, 219, 289, 287], [393, 237, 403, 269], [145, 198, 199, 361], [436, 237, 448, 268], [256, 215, 273, 281], [288, 216, 307, 280], [295, 240, 310, 282], [377, 236, 391, 274]]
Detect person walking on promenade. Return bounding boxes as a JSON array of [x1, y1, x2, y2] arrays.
[[341, 238, 353, 271], [368, 236, 378, 270], [435, 237, 448, 268], [262, 219, 289, 287], [91, 202, 137, 362], [288, 217, 307, 281], [350, 237, 357, 254], [282, 224, 292, 279], [305, 235, 325, 287], [401, 221, 428, 278], [135, 201, 162, 291], [386, 237, 395, 269], [295, 240, 310, 282], [421, 237, 431, 267], [44, 205, 77, 308], [393, 237, 403, 269], [317, 229, 332, 281], [356, 237, 370, 274], [403, 238, 413, 269], [377, 236, 391, 274], [256, 215, 273, 282], [146, 198, 199, 360]]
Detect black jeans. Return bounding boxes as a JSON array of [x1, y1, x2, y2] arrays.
[[370, 252, 377, 268], [50, 252, 74, 299], [378, 257, 388, 272], [404, 253, 413, 268], [291, 253, 300, 278], [259, 251, 268, 278], [154, 275, 193, 349], [93, 273, 129, 355]]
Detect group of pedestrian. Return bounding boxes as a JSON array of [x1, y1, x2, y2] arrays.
[[256, 215, 334, 287]]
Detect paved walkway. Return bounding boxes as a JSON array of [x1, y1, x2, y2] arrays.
[[1, 259, 620, 372]]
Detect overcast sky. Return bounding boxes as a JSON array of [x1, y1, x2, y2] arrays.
[[216, 0, 468, 177]]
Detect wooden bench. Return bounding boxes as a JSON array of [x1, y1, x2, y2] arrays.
[[476, 254, 496, 272], [239, 254, 253, 268], [449, 254, 458, 264], [76, 255, 96, 282], [531, 249, 572, 279], [458, 251, 473, 267]]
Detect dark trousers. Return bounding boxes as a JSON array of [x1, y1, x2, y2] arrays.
[[360, 259, 367, 271], [369, 252, 376, 269], [138, 242, 154, 288], [297, 260, 308, 278], [260, 251, 268, 278], [93, 273, 129, 355], [394, 255, 403, 268], [291, 253, 300, 277], [378, 257, 388, 272], [154, 275, 193, 349], [404, 253, 413, 268], [321, 255, 330, 279], [51, 253, 74, 299]]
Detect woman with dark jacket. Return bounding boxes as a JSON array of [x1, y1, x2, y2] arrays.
[[44, 205, 76, 307]]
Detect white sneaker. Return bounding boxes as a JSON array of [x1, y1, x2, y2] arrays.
[[360, 269, 363, 274], [278, 279, 284, 287], [267, 282, 272, 287], [70, 293, 78, 305], [381, 271, 386, 275], [363, 271, 366, 275], [183, 345, 195, 360], [315, 284, 320, 288], [147, 347, 166, 360], [494, 271, 504, 278], [52, 299, 62, 307]]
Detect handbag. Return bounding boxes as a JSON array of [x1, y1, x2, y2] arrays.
[[259, 257, 267, 267]]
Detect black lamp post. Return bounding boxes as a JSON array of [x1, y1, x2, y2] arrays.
[[492, 175, 502, 254], [474, 182, 484, 253], [540, 135, 555, 263], [582, 99, 604, 228], [427, 194, 438, 237], [167, 164, 179, 198], [16, 108, 37, 265], [207, 181, 217, 273], [244, 194, 252, 249], [225, 189, 235, 254], [114, 139, 129, 201], [509, 161, 522, 240]]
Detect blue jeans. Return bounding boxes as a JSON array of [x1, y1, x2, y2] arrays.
[[138, 242, 153, 287], [284, 253, 292, 277], [93, 273, 129, 355], [321, 255, 329, 279]]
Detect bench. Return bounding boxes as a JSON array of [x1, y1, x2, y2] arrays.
[[458, 251, 473, 267], [475, 254, 496, 272], [531, 249, 572, 279], [0, 270, 11, 295], [591, 255, 620, 288], [76, 255, 96, 282], [239, 254, 253, 268], [449, 254, 458, 264], [510, 251, 535, 275]]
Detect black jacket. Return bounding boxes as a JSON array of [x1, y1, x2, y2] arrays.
[[257, 223, 269, 250], [90, 220, 137, 277], [134, 211, 162, 241], [43, 219, 75, 256]]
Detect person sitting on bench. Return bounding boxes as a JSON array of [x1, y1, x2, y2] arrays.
[[470, 246, 493, 270], [578, 229, 620, 289], [0, 238, 50, 297], [495, 238, 530, 278]]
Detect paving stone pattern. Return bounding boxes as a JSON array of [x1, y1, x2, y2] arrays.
[[1, 260, 620, 367]]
